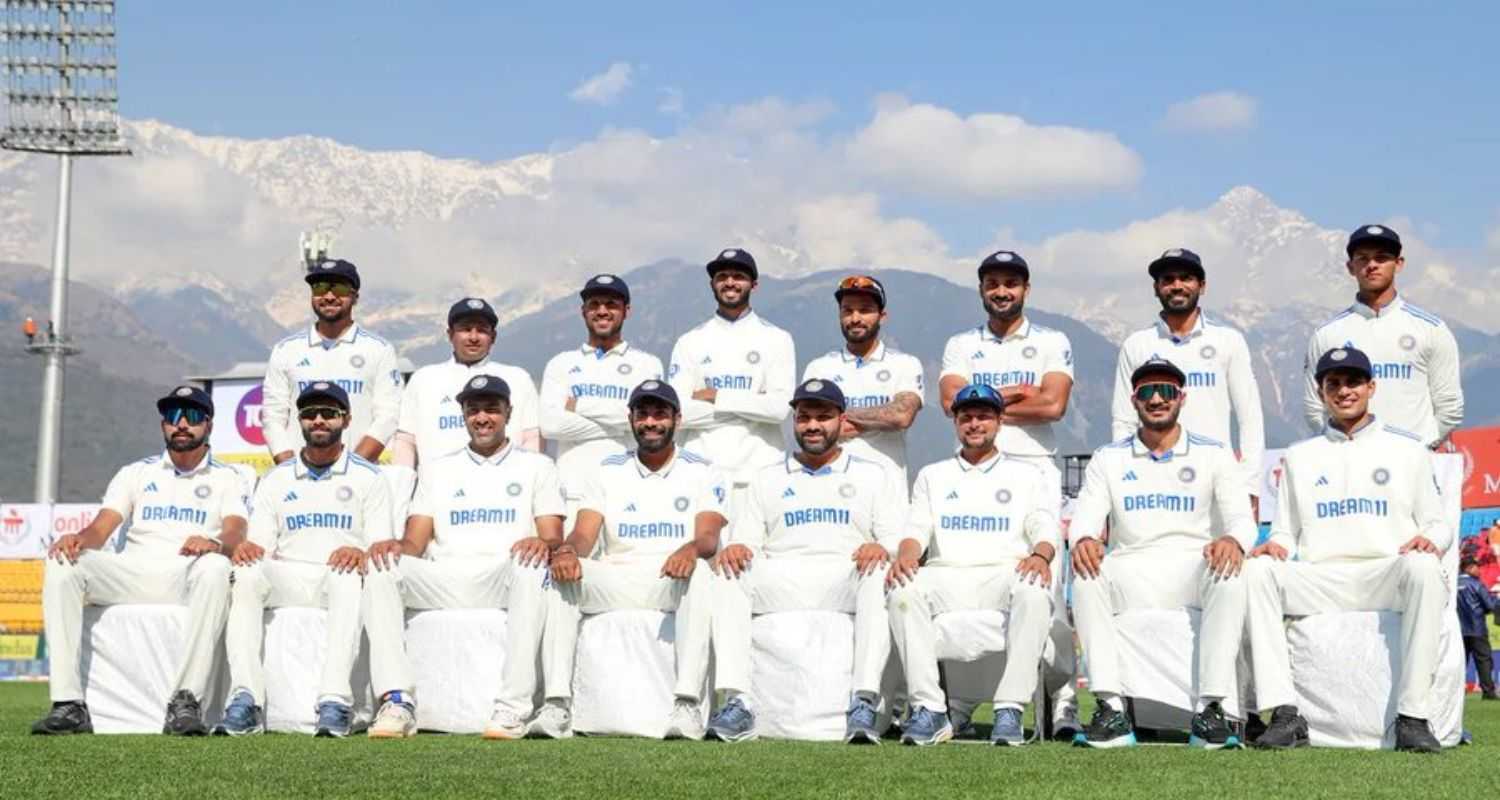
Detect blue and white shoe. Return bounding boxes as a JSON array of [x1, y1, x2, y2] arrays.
[[217, 691, 263, 736], [991, 707, 1026, 746], [899, 707, 953, 747], [313, 700, 353, 738], [949, 706, 977, 740], [705, 697, 756, 743], [844, 696, 882, 745]]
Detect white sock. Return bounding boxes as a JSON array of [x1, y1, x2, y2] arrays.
[[1095, 692, 1123, 712]]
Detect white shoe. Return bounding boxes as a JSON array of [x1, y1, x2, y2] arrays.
[[663, 699, 705, 740], [367, 698, 416, 739], [483, 707, 526, 740], [525, 702, 573, 739]]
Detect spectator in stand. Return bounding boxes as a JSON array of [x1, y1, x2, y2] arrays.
[[1458, 555, 1499, 700]]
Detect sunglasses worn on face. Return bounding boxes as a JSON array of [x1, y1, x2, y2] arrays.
[[309, 281, 355, 297], [162, 408, 208, 426], [1134, 383, 1181, 403], [299, 406, 346, 421]]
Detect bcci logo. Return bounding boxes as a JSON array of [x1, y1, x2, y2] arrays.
[[1372, 468, 1390, 486], [1022, 346, 1038, 359], [746, 351, 761, 365], [507, 482, 523, 497], [995, 489, 1012, 504], [674, 497, 690, 512], [876, 369, 891, 382], [336, 486, 354, 502], [195, 485, 212, 500], [1399, 334, 1417, 351], [1178, 466, 1197, 483], [350, 355, 366, 369], [1201, 345, 1216, 359], [618, 363, 633, 375], [838, 483, 856, 499]]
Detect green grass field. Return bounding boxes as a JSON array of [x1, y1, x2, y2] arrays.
[[0, 682, 1494, 799]]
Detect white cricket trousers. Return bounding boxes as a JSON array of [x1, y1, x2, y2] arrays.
[[545, 558, 714, 701], [1010, 453, 1078, 720], [43, 550, 231, 703], [361, 556, 551, 716], [888, 563, 1053, 712], [1071, 547, 1246, 704], [1244, 552, 1446, 719], [226, 559, 362, 707], [710, 557, 890, 706]]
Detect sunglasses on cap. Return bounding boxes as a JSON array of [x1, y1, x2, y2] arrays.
[[838, 275, 882, 291], [298, 406, 347, 421], [952, 384, 1003, 407], [309, 281, 355, 297], [161, 407, 208, 426], [1133, 383, 1181, 403]]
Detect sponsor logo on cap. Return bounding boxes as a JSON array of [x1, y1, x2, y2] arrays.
[[507, 482, 523, 497], [472, 376, 489, 389], [806, 380, 824, 392], [1179, 466, 1197, 483], [176, 387, 193, 398], [336, 486, 354, 502], [195, 485, 211, 499], [618, 363, 632, 375], [674, 497, 689, 512], [1201, 345, 1216, 359], [642, 380, 661, 391], [721, 249, 738, 259], [1366, 226, 1384, 235], [995, 489, 1012, 504], [596, 275, 615, 284], [1373, 468, 1390, 485], [466, 298, 484, 309], [1399, 334, 1417, 351], [877, 369, 891, 382], [350, 355, 365, 369], [1331, 349, 1348, 362], [1022, 346, 1038, 359], [838, 483, 856, 498]]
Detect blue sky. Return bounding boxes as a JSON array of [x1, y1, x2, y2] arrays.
[[120, 1, 1498, 253]]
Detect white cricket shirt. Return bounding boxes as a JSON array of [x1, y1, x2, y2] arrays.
[[99, 451, 252, 555], [262, 323, 404, 456], [940, 318, 1073, 457], [803, 341, 925, 479], [731, 449, 908, 559], [248, 449, 394, 565], [539, 341, 664, 482], [396, 356, 541, 463], [579, 448, 728, 562], [906, 450, 1060, 567], [407, 442, 566, 561]]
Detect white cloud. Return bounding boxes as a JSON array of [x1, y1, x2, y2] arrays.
[[568, 62, 634, 105], [1161, 91, 1258, 133], [657, 87, 684, 116], [847, 94, 1144, 199]]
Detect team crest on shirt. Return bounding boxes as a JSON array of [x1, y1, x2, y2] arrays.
[[1372, 468, 1390, 486], [1200, 345, 1216, 359], [746, 351, 761, 364], [1178, 466, 1196, 483], [995, 489, 1012, 504], [195, 485, 212, 499], [877, 369, 891, 382], [336, 486, 354, 502], [1399, 334, 1417, 351], [839, 483, 856, 498], [1022, 346, 1038, 359], [350, 355, 365, 368], [507, 482, 523, 497], [674, 496, 690, 512], [618, 363, 633, 375]]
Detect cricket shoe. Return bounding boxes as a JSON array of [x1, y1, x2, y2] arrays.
[[31, 701, 92, 735], [899, 707, 952, 747], [1074, 705, 1136, 749], [705, 697, 756, 743], [526, 701, 573, 739], [1252, 705, 1309, 750], [163, 690, 208, 736], [1189, 701, 1242, 750], [314, 701, 354, 738], [664, 699, 705, 740], [216, 691, 264, 736], [368, 691, 417, 739]]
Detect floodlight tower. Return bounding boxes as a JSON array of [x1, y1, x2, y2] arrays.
[[1, 1, 130, 503]]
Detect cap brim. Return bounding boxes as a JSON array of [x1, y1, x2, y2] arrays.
[[448, 310, 499, 326], [1345, 237, 1402, 256], [978, 264, 1029, 279], [706, 259, 757, 278], [456, 389, 510, 404], [628, 393, 679, 411], [952, 398, 1004, 413], [579, 287, 630, 302], [789, 395, 845, 411], [1314, 364, 1372, 381], [833, 287, 886, 308], [1147, 257, 1205, 279], [304, 273, 359, 290], [1131, 365, 1187, 386], [156, 397, 212, 416], [297, 391, 349, 410]]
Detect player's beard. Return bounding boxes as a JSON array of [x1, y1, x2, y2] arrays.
[[164, 430, 207, 452], [315, 301, 352, 324], [302, 424, 343, 448], [589, 316, 625, 342], [1156, 287, 1201, 315], [1139, 403, 1182, 432], [714, 286, 750, 311], [633, 420, 676, 454], [841, 319, 880, 346], [983, 294, 1023, 323], [794, 424, 839, 456]]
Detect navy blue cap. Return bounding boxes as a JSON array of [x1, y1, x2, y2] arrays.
[[580, 273, 630, 304], [156, 385, 214, 417], [706, 247, 758, 280], [447, 297, 498, 327], [1131, 357, 1187, 386], [296, 380, 350, 411], [951, 383, 1005, 412], [1147, 248, 1205, 280], [304, 258, 361, 291], [833, 275, 887, 309], [1314, 346, 1373, 381], [627, 379, 680, 412], [1347, 224, 1402, 256], [789, 378, 846, 411], [978, 250, 1029, 280], [455, 373, 511, 404]]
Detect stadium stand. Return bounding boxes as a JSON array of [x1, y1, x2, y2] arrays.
[[1460, 507, 1500, 539], [0, 560, 44, 634]]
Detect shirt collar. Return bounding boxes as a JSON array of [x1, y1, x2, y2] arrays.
[[1153, 311, 1207, 343], [307, 322, 360, 347], [981, 317, 1032, 343], [711, 309, 759, 327], [578, 340, 632, 359], [784, 448, 851, 476], [293, 448, 351, 480], [840, 340, 889, 364], [1131, 427, 1192, 461], [159, 449, 214, 477], [633, 447, 680, 479], [955, 448, 1004, 473], [1349, 293, 1405, 320], [465, 441, 514, 466], [447, 355, 496, 371], [1322, 414, 1380, 442]]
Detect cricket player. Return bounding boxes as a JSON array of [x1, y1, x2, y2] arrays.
[[1302, 224, 1463, 448], [938, 249, 1079, 736], [221, 382, 395, 737], [802, 275, 924, 481], [538, 275, 664, 517], [1069, 357, 1256, 750], [1246, 346, 1449, 753], [1111, 248, 1264, 514], [32, 386, 248, 736], [391, 296, 541, 465], [886, 384, 1058, 747], [705, 379, 906, 744], [363, 373, 566, 739], [545, 380, 727, 740], [668, 248, 795, 520], [262, 259, 404, 464]]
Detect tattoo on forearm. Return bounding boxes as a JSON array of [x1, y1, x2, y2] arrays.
[[846, 393, 921, 432]]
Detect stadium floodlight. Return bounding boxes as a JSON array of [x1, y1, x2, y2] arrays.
[[2, 0, 131, 503]]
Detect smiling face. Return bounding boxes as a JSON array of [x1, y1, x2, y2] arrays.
[[629, 398, 679, 454], [463, 396, 511, 450], [1320, 369, 1376, 425], [1131, 378, 1187, 432], [952, 403, 1000, 451], [838, 294, 885, 347], [160, 411, 211, 453], [979, 269, 1028, 322], [792, 399, 843, 456], [298, 405, 347, 447], [448, 318, 496, 364], [309, 279, 357, 324], [710, 268, 756, 311], [1153, 268, 1204, 315], [581, 292, 629, 341]]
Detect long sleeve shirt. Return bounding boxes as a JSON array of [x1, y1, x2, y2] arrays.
[[262, 323, 404, 456], [1458, 573, 1497, 638]]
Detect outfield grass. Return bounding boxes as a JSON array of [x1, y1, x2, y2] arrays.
[[0, 682, 1492, 799]]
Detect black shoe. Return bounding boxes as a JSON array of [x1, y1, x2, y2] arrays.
[[31, 701, 93, 735], [1481, 691, 1500, 701], [1189, 701, 1242, 750], [1393, 715, 1441, 754], [1074, 705, 1135, 749], [163, 690, 208, 736], [1245, 712, 1267, 741], [1253, 705, 1309, 749]]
